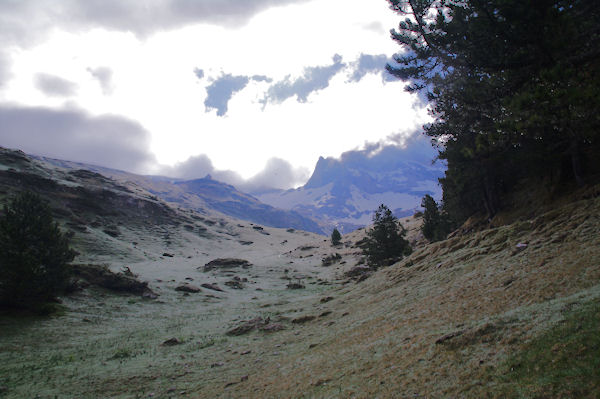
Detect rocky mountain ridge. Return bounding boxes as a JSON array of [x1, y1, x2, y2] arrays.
[[254, 139, 445, 232]]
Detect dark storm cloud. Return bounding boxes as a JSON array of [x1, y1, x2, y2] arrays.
[[0, 104, 156, 173], [87, 67, 113, 95], [204, 74, 250, 116], [348, 53, 396, 83], [263, 54, 345, 105], [0, 0, 310, 46], [34, 74, 78, 97]]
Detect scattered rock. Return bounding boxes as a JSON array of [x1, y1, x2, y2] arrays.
[[71, 263, 157, 298], [103, 226, 121, 237], [322, 253, 342, 266], [319, 311, 332, 317], [286, 282, 305, 289], [175, 284, 202, 293], [162, 253, 174, 257], [240, 350, 251, 355], [211, 362, 225, 368], [203, 258, 252, 272], [201, 283, 224, 292], [238, 241, 253, 246], [225, 280, 244, 289], [320, 296, 334, 303], [435, 330, 464, 345], [226, 317, 267, 336], [161, 338, 182, 346], [298, 245, 317, 251], [142, 291, 159, 300], [291, 315, 316, 324]]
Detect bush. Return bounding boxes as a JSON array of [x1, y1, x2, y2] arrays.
[[331, 228, 342, 246], [0, 191, 76, 309], [363, 204, 411, 268]]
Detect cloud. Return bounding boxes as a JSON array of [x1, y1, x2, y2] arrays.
[[263, 54, 345, 105], [87, 67, 113, 95], [244, 158, 310, 191], [193, 68, 205, 80], [160, 155, 307, 191], [204, 74, 250, 116], [0, 0, 310, 46], [348, 53, 395, 83], [251, 75, 272, 83], [0, 51, 10, 89], [362, 21, 385, 34], [34, 73, 78, 97], [0, 104, 156, 173], [162, 154, 215, 180]]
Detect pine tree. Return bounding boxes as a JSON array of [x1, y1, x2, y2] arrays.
[[421, 194, 451, 242], [363, 204, 411, 268], [331, 228, 342, 246], [387, 0, 600, 223], [0, 191, 76, 309]]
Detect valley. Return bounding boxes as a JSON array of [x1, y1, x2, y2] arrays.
[[0, 147, 599, 398]]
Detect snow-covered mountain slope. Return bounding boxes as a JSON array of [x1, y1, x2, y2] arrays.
[[254, 139, 445, 233]]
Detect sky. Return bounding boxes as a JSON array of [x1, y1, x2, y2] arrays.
[[0, 0, 431, 190]]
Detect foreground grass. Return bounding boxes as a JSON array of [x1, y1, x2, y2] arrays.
[[492, 299, 600, 398]]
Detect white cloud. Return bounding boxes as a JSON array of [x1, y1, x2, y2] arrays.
[[0, 0, 426, 190]]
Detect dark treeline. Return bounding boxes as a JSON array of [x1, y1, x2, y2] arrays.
[[387, 0, 600, 224]]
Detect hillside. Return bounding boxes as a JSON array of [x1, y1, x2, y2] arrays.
[[0, 146, 599, 398], [32, 154, 325, 235]]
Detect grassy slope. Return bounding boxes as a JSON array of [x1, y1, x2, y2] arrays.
[[219, 189, 600, 398], [0, 176, 598, 398]]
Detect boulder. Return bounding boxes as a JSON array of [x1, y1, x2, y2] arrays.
[[201, 283, 224, 292], [202, 258, 252, 272], [175, 284, 201, 293]]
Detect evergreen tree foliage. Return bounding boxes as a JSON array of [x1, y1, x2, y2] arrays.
[[363, 204, 411, 267], [387, 0, 600, 223], [421, 194, 452, 242], [0, 191, 76, 309], [331, 228, 342, 246]]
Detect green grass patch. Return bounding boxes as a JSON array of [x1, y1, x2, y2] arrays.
[[493, 299, 600, 398]]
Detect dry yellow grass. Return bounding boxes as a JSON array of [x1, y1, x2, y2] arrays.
[[214, 190, 600, 398]]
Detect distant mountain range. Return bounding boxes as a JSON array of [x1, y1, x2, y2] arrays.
[[21, 137, 444, 235], [30, 154, 326, 235], [252, 139, 445, 233]]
